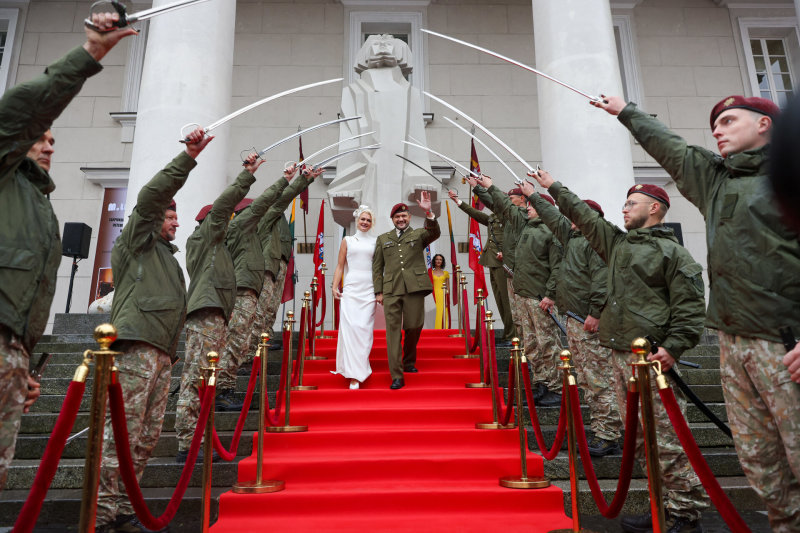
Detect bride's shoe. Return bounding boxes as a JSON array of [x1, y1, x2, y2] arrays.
[[349, 379, 360, 389]]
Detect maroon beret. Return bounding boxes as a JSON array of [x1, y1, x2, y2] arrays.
[[195, 204, 213, 222], [167, 199, 177, 212], [710, 95, 780, 130], [583, 199, 604, 217], [234, 198, 253, 213], [390, 203, 408, 218], [508, 188, 523, 197], [627, 184, 670, 208], [540, 193, 555, 206]]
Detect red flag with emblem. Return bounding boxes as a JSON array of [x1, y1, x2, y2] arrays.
[[468, 142, 487, 301], [470, 139, 484, 210], [299, 136, 309, 214]]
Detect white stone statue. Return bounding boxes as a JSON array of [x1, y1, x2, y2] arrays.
[[327, 34, 440, 235]]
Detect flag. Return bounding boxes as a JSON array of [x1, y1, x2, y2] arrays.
[[470, 140, 484, 210], [468, 198, 488, 302], [298, 135, 309, 214], [333, 228, 345, 329], [281, 199, 297, 303], [445, 202, 459, 301], [312, 200, 325, 306]]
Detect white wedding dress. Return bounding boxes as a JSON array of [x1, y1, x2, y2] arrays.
[[333, 231, 377, 382]]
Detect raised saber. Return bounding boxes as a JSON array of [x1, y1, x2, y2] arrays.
[[422, 29, 601, 103], [424, 91, 535, 174], [180, 78, 343, 141], [441, 116, 522, 184], [309, 144, 381, 168], [251, 116, 361, 162], [402, 140, 480, 179], [85, 0, 212, 31], [296, 132, 375, 166], [395, 154, 454, 191]]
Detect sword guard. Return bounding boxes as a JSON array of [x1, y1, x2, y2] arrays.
[[84, 0, 129, 32], [239, 147, 261, 166], [179, 122, 203, 143]]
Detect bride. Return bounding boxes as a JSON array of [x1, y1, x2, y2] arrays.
[[331, 206, 378, 389]]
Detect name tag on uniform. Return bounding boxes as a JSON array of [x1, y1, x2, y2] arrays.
[[384, 241, 395, 248]]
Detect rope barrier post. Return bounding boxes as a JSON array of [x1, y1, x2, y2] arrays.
[[306, 279, 325, 360], [466, 289, 489, 387], [269, 312, 308, 433], [234, 335, 288, 493], [317, 262, 333, 339], [449, 265, 465, 338], [78, 324, 120, 533], [631, 338, 666, 533], [476, 316, 515, 430], [500, 339, 550, 489], [454, 274, 476, 359], [292, 292, 318, 390], [200, 351, 222, 529]]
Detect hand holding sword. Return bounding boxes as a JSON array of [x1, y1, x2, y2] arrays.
[[528, 166, 555, 189], [242, 152, 265, 176], [182, 126, 214, 159], [590, 94, 625, 116], [82, 9, 138, 62]]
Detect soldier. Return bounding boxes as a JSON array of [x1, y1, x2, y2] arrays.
[[470, 175, 563, 407], [173, 153, 262, 463], [97, 127, 213, 532], [0, 12, 134, 492], [373, 193, 441, 389], [448, 189, 516, 345], [216, 165, 320, 408], [525, 188, 622, 456], [530, 168, 710, 533], [593, 94, 800, 532]]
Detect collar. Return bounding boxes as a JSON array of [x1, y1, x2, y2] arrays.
[[723, 145, 769, 178]]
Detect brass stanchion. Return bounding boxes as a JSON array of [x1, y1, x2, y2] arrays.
[[500, 338, 550, 489], [267, 313, 308, 433], [234, 335, 289, 492], [475, 316, 515, 430], [454, 274, 477, 359], [79, 324, 120, 533], [442, 280, 451, 329], [306, 279, 325, 360], [466, 289, 489, 386], [632, 337, 666, 533], [292, 292, 318, 390], [317, 262, 333, 339], [200, 351, 220, 531], [449, 265, 465, 338]]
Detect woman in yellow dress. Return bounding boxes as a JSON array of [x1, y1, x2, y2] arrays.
[[431, 254, 450, 329]]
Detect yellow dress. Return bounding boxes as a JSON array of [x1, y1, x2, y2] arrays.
[[432, 270, 450, 329]]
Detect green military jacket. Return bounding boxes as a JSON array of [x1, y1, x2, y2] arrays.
[[257, 173, 313, 276], [0, 47, 102, 353], [619, 103, 800, 343], [530, 193, 608, 319], [186, 169, 255, 320], [373, 218, 441, 296], [111, 152, 195, 356], [474, 185, 527, 278], [489, 187, 561, 300], [551, 182, 705, 359], [457, 200, 503, 268]]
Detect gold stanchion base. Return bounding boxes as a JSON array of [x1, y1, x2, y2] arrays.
[[448, 333, 465, 338], [291, 385, 317, 391], [475, 421, 516, 430], [232, 479, 285, 494], [316, 334, 334, 339], [499, 476, 550, 489], [266, 425, 308, 433], [453, 354, 478, 359], [305, 355, 327, 360], [465, 382, 490, 388]]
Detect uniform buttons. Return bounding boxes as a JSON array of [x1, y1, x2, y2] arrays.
[[401, 268, 404, 270]]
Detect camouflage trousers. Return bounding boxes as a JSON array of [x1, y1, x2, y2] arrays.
[[610, 349, 709, 520], [507, 284, 524, 346], [566, 317, 621, 441], [175, 309, 226, 452], [0, 325, 28, 491], [97, 341, 172, 527], [217, 289, 259, 390], [247, 260, 288, 359], [718, 331, 800, 532], [518, 296, 562, 393]]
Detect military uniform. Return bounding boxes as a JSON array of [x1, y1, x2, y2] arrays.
[[551, 181, 710, 521], [457, 200, 515, 341], [373, 217, 441, 380], [175, 169, 255, 453], [619, 101, 800, 530], [530, 193, 622, 443], [98, 152, 195, 527]]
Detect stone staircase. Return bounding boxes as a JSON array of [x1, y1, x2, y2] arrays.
[[0, 315, 764, 530]]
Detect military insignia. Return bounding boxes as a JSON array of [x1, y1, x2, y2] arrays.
[[384, 241, 394, 247], [723, 97, 735, 107], [635, 185, 643, 190]]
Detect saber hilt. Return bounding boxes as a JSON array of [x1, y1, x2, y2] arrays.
[[84, 0, 128, 32], [779, 326, 797, 352]]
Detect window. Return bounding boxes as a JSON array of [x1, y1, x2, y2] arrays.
[[613, 15, 643, 106], [739, 18, 800, 106], [0, 8, 19, 96]]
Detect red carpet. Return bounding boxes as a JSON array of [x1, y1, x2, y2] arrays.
[[211, 329, 571, 532]]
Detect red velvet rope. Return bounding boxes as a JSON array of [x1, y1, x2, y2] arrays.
[[658, 386, 751, 532], [461, 285, 475, 353], [520, 361, 567, 461], [314, 274, 326, 329], [263, 328, 292, 426], [108, 381, 214, 530], [13, 380, 86, 533], [570, 383, 639, 518], [308, 289, 317, 342], [468, 299, 481, 353], [292, 305, 307, 387], [486, 326, 514, 425], [211, 355, 261, 461]]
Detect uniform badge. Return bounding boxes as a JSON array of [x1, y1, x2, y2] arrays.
[[635, 184, 643, 190], [723, 97, 735, 107]]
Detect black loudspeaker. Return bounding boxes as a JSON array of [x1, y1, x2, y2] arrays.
[[62, 222, 92, 258], [664, 222, 684, 246]]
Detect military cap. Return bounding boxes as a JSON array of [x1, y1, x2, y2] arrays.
[[710, 95, 780, 129], [627, 184, 670, 208], [390, 203, 408, 218], [195, 204, 213, 222], [508, 188, 523, 197], [234, 198, 253, 213], [583, 199, 604, 217], [540, 193, 556, 206]]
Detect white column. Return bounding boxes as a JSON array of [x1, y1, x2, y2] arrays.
[[124, 0, 236, 267], [795, 0, 800, 27], [532, 0, 634, 227]]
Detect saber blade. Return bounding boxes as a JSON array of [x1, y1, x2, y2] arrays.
[[422, 29, 601, 103], [402, 140, 479, 179], [311, 144, 380, 168], [129, 0, 211, 23], [441, 116, 522, 184], [423, 91, 534, 173], [298, 132, 375, 165], [85, 0, 211, 30], [256, 116, 361, 159], [395, 154, 452, 190]]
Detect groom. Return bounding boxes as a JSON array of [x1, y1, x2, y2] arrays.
[[373, 191, 441, 389]]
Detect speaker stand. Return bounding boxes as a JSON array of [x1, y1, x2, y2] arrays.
[[65, 256, 80, 313]]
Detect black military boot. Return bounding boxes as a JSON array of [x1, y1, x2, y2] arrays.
[[587, 436, 620, 457], [532, 383, 548, 404], [620, 512, 652, 533], [667, 516, 703, 533], [538, 389, 562, 407], [215, 388, 244, 411]]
